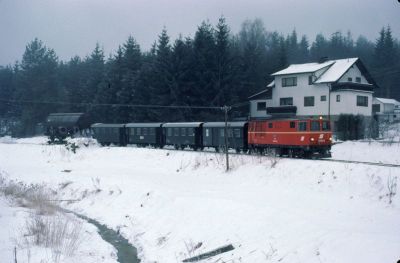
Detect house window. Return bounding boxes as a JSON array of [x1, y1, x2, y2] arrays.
[[298, 122, 307, 131], [321, 95, 327, 101], [348, 77, 353, 82], [356, 77, 361, 83], [336, 95, 341, 102], [282, 77, 297, 87], [372, 104, 381, 113], [257, 102, 266, 111], [290, 121, 296, 128], [308, 75, 313, 85], [280, 97, 293, 106], [304, 96, 315, 107], [357, 96, 368, 107]]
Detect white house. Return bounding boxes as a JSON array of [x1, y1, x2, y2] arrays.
[[372, 97, 400, 122], [249, 58, 377, 124]]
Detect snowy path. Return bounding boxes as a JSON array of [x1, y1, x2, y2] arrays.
[[0, 137, 399, 263]]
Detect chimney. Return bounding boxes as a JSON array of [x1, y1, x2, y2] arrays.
[[318, 56, 329, 63]]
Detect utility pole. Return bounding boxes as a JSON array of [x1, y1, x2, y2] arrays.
[[223, 105, 231, 171]]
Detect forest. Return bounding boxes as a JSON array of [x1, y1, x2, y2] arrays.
[[0, 18, 399, 136]]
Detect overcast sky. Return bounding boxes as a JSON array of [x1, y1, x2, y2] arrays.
[[0, 0, 399, 65]]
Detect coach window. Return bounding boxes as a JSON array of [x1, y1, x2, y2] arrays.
[[130, 128, 135, 136], [188, 128, 194, 136], [234, 128, 241, 138], [311, 121, 320, 131], [174, 128, 179, 136], [167, 128, 172, 136], [290, 121, 296, 128], [181, 128, 186, 136], [150, 128, 155, 135], [220, 129, 225, 137], [205, 128, 210, 137], [137, 127, 141, 135], [143, 128, 148, 135], [298, 122, 307, 131]]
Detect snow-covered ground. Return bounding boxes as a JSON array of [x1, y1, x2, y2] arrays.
[[0, 196, 117, 263], [0, 137, 399, 263]]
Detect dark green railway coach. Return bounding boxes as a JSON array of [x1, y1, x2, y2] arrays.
[[202, 122, 248, 152], [91, 123, 127, 146], [125, 123, 163, 147], [162, 122, 203, 150]]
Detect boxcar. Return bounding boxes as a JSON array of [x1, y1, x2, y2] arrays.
[[202, 122, 248, 152], [162, 122, 203, 150], [125, 123, 163, 147], [91, 123, 127, 146], [248, 118, 332, 157]]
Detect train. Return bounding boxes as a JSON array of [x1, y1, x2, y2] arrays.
[[91, 117, 332, 158]]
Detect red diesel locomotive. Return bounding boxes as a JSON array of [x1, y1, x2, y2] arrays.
[[248, 118, 332, 157]]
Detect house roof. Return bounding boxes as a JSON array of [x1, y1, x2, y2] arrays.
[[374, 97, 400, 105], [271, 61, 334, 76], [314, 58, 358, 83]]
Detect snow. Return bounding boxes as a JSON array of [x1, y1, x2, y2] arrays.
[[314, 58, 358, 83], [0, 137, 399, 263], [271, 61, 334, 76], [374, 97, 400, 105], [0, 196, 117, 263]]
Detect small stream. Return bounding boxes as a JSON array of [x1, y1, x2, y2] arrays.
[[68, 211, 141, 263]]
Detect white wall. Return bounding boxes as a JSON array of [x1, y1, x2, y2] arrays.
[[249, 99, 273, 118], [339, 65, 368, 84], [273, 73, 330, 116], [330, 90, 372, 116]]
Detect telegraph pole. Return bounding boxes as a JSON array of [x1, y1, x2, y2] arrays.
[[223, 105, 231, 171]]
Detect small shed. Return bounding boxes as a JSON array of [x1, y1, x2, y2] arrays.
[[45, 113, 91, 139]]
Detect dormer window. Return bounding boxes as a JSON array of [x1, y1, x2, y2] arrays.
[[282, 77, 297, 87]]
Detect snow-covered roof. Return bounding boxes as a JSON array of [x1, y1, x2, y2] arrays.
[[374, 97, 400, 105], [271, 61, 334, 76], [314, 58, 359, 83], [267, 80, 275, 88], [271, 58, 362, 84]]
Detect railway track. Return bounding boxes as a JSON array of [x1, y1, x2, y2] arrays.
[[2, 140, 399, 168]]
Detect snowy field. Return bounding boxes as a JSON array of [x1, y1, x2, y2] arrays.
[[0, 137, 399, 263]]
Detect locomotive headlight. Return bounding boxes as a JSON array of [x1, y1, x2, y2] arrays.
[[310, 137, 315, 142], [329, 137, 332, 141]]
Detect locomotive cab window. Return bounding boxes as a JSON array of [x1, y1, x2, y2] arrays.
[[298, 122, 307, 131], [322, 121, 331, 131], [268, 122, 273, 128], [311, 121, 320, 131], [290, 121, 295, 128]]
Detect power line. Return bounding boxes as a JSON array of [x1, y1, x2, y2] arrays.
[[0, 98, 223, 110]]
